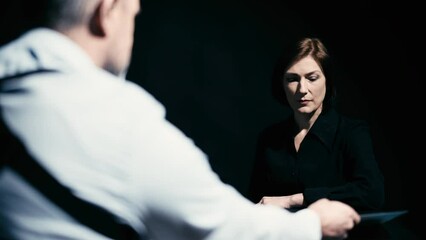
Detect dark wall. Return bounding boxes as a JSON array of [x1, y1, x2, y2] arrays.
[[2, 0, 422, 235]]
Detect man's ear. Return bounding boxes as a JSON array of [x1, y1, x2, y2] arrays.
[[90, 0, 118, 37]]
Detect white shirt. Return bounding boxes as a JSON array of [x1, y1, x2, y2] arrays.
[[0, 28, 321, 240]]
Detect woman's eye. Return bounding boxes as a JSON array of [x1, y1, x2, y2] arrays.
[[307, 75, 319, 81], [284, 74, 300, 82]]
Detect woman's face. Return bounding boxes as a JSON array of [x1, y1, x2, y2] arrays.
[[283, 55, 326, 115]]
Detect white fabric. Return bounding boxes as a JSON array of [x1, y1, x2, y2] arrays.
[[0, 28, 321, 240]]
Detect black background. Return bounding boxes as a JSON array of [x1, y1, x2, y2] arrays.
[[2, 0, 423, 237]]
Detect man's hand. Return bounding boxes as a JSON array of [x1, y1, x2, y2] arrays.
[[308, 199, 360, 239]]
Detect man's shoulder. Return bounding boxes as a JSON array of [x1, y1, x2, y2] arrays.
[[0, 33, 38, 79]]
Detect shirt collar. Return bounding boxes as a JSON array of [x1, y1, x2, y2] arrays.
[[288, 109, 339, 151], [18, 28, 97, 73], [309, 109, 339, 151]]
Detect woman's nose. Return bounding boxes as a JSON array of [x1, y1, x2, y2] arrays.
[[298, 79, 308, 93]]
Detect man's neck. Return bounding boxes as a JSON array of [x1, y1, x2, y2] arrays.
[[59, 26, 107, 70]]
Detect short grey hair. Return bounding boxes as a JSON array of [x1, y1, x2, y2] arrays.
[[44, 0, 99, 30]]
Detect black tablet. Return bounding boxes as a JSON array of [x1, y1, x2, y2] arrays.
[[359, 210, 408, 225]]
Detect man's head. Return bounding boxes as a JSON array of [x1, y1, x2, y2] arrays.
[[44, 0, 141, 76]]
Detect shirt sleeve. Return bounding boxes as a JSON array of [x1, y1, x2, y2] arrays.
[[127, 108, 322, 240]]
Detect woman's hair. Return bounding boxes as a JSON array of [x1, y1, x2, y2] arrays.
[[271, 37, 336, 111]]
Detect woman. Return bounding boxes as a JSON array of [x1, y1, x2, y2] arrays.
[[248, 37, 385, 212]]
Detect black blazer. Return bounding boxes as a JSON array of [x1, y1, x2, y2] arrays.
[[248, 108, 385, 211]]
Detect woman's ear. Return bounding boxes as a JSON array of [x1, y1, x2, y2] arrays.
[[90, 0, 118, 37]]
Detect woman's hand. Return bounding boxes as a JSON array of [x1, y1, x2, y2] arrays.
[[257, 193, 304, 208]]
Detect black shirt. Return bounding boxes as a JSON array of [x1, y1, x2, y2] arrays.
[[248, 108, 385, 211]]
